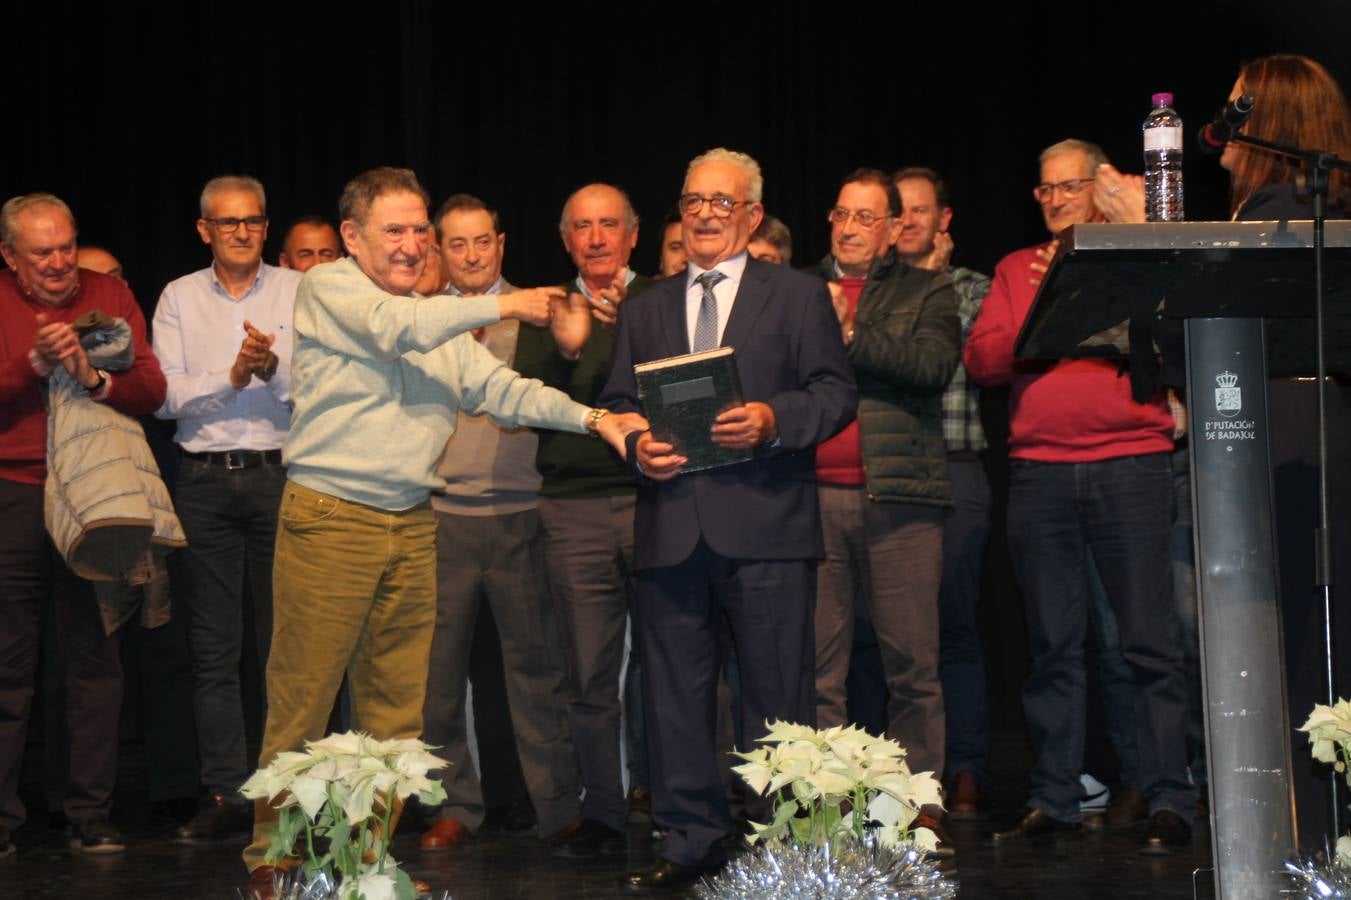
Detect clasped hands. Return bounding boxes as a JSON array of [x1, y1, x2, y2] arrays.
[[635, 402, 778, 482], [34, 313, 102, 390], [230, 320, 278, 389]]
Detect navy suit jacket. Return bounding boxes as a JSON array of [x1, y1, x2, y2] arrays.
[[597, 257, 857, 569]]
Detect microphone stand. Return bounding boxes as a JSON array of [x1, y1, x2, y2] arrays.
[[1227, 130, 1351, 839]]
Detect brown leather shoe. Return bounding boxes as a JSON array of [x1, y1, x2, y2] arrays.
[[947, 771, 986, 821], [990, 806, 1081, 841], [246, 865, 281, 900], [419, 817, 471, 851], [1102, 786, 1149, 829]]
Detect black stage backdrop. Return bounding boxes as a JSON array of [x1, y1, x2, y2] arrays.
[[7, 0, 1351, 843], [6, 2, 1350, 306]]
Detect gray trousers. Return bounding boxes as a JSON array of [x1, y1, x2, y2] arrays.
[[536, 494, 636, 832], [422, 508, 580, 836], [814, 485, 946, 778]]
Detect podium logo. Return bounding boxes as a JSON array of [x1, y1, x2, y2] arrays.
[[1215, 371, 1241, 418]]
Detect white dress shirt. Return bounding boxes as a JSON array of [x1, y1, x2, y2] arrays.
[[685, 251, 748, 353], [152, 262, 301, 452]]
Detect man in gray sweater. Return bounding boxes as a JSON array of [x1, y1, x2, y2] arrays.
[[418, 193, 582, 851], [242, 168, 643, 893]]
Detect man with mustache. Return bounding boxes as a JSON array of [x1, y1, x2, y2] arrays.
[[418, 193, 582, 851]]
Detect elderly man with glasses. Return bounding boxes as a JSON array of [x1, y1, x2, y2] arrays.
[[965, 139, 1196, 853], [598, 148, 857, 893], [152, 174, 301, 843], [807, 166, 960, 856]]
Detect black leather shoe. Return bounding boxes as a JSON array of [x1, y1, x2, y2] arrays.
[[482, 798, 537, 835], [176, 794, 251, 842], [552, 819, 626, 859], [0, 825, 14, 858], [1140, 809, 1191, 855], [68, 816, 126, 854], [621, 858, 723, 894], [990, 807, 1080, 842]]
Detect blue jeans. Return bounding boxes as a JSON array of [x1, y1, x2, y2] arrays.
[[1007, 453, 1195, 823], [938, 458, 992, 784]]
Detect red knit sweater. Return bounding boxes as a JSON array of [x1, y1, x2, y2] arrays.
[[963, 243, 1173, 462], [0, 268, 167, 484]]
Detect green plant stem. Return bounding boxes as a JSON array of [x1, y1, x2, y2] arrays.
[[304, 812, 318, 868], [378, 791, 394, 874]]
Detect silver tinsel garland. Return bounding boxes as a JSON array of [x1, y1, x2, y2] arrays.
[[696, 841, 957, 900], [1284, 854, 1351, 898], [238, 868, 451, 900]]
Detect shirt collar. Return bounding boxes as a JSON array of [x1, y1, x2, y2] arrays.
[[574, 267, 635, 300], [209, 261, 265, 300], [448, 276, 504, 297], [686, 250, 749, 289]]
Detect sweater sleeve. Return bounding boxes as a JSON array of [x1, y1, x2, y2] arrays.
[[297, 260, 501, 362], [455, 333, 589, 433], [963, 253, 1025, 387]]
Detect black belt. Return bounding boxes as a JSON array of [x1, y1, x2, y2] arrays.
[[182, 449, 283, 469]]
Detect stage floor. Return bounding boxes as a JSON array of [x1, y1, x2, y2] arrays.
[[2, 803, 1216, 899]]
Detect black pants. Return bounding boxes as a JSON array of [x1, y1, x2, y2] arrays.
[[0, 478, 122, 830]]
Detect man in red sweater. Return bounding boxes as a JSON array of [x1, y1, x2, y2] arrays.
[[965, 140, 1195, 854], [0, 193, 167, 857]]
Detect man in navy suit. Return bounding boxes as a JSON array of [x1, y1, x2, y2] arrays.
[[598, 148, 857, 893]]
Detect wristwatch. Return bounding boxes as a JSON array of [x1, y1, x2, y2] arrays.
[[586, 407, 609, 435]]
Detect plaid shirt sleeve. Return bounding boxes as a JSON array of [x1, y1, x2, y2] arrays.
[[941, 267, 993, 453]]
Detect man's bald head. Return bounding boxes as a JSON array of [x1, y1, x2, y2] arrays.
[[78, 245, 125, 282]]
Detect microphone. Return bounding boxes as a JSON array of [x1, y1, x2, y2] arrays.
[[1198, 93, 1255, 154]]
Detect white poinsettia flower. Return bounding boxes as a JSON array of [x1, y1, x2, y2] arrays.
[[342, 870, 396, 900], [342, 772, 378, 825], [732, 759, 774, 796], [909, 826, 938, 853], [1337, 834, 1351, 866], [1311, 737, 1339, 766], [805, 769, 855, 799], [824, 726, 871, 760], [867, 790, 906, 829], [308, 731, 367, 757], [906, 770, 943, 810], [289, 774, 330, 820], [760, 721, 820, 745]]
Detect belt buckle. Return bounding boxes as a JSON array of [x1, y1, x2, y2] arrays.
[[224, 451, 246, 470]]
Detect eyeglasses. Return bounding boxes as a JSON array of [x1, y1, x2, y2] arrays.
[[1033, 178, 1095, 203], [679, 193, 753, 218], [827, 208, 892, 229], [205, 215, 269, 233]]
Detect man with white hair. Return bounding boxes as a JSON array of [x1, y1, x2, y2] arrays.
[[599, 148, 856, 892]]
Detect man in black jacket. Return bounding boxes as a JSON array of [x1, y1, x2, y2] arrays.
[[809, 168, 960, 851]]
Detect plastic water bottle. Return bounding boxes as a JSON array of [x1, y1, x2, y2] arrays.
[[1143, 92, 1184, 222]]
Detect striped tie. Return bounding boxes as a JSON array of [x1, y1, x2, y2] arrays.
[[692, 270, 726, 351]]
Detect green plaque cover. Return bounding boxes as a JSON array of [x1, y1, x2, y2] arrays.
[[634, 346, 751, 473]]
